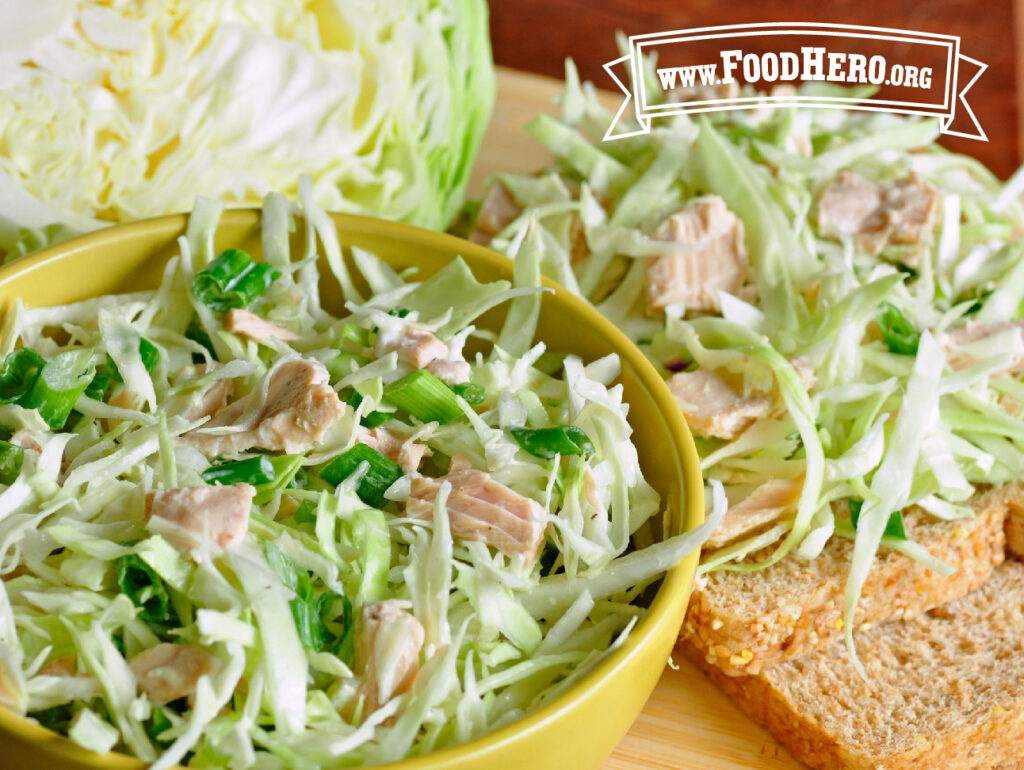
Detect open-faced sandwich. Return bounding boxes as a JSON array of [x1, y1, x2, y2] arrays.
[[469, 59, 1024, 768]]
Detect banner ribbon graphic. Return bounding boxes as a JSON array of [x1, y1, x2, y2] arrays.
[[603, 23, 987, 142]]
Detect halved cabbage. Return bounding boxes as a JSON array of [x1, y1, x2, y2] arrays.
[[0, 0, 495, 256]]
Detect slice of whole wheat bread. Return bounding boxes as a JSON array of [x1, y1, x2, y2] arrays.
[[1001, 483, 1024, 559], [682, 560, 1024, 770], [682, 485, 1011, 676]]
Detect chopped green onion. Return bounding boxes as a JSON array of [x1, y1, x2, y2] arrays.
[[388, 307, 411, 318], [263, 540, 302, 594], [848, 499, 908, 541], [116, 554, 175, 625], [185, 317, 218, 362], [289, 467, 309, 490], [539, 542, 561, 577], [877, 303, 920, 356], [202, 456, 275, 487], [252, 455, 304, 505], [360, 411, 392, 428], [107, 338, 160, 383], [191, 248, 281, 312], [293, 499, 317, 524], [336, 322, 372, 352], [31, 706, 73, 733], [21, 349, 95, 430], [0, 441, 24, 485], [331, 593, 357, 666], [140, 337, 160, 372], [319, 444, 403, 508], [535, 351, 568, 376], [263, 541, 353, 654], [325, 352, 368, 383], [146, 709, 173, 747], [510, 426, 596, 459], [450, 382, 486, 405], [291, 591, 336, 652], [84, 371, 111, 402], [290, 598, 321, 650], [384, 370, 463, 424], [345, 391, 392, 428], [0, 348, 45, 404]]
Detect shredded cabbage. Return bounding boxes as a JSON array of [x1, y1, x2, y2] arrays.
[[475, 58, 1024, 663], [0, 189, 705, 767]]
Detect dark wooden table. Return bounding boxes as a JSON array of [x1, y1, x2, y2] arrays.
[[490, 0, 1020, 178]]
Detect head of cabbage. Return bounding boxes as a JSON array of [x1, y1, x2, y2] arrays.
[[0, 0, 495, 258]]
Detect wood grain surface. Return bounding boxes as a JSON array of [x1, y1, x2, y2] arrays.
[[472, 67, 805, 770], [601, 662, 801, 770], [488, 0, 1020, 178]]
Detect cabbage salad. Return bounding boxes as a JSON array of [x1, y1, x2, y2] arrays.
[[469, 56, 1024, 659], [0, 187, 714, 768], [0, 0, 495, 259]]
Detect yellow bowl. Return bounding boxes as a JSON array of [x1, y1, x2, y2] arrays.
[[0, 211, 703, 769]]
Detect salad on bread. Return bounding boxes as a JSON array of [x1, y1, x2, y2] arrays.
[[467, 59, 1024, 667]]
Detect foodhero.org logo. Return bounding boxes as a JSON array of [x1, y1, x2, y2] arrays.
[[603, 23, 986, 141], [666, 47, 934, 92]]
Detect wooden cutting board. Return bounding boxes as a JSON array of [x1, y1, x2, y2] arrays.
[[469, 67, 804, 770]]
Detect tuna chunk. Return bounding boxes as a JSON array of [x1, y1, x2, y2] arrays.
[[940, 320, 1024, 376], [187, 379, 234, 423], [355, 601, 424, 716], [789, 357, 817, 392], [106, 388, 143, 431], [39, 655, 77, 677], [583, 469, 604, 512], [569, 211, 590, 264], [375, 316, 469, 381], [10, 429, 43, 454], [426, 357, 471, 384], [35, 655, 101, 708], [407, 469, 547, 559], [356, 426, 432, 474], [146, 483, 254, 559], [884, 176, 942, 246], [109, 389, 141, 411], [817, 172, 940, 255], [705, 477, 805, 549], [469, 182, 522, 245], [645, 196, 748, 316], [225, 309, 299, 344], [175, 363, 236, 423], [816, 172, 881, 242], [129, 643, 221, 704], [667, 370, 772, 440], [469, 180, 588, 260], [2, 565, 29, 581], [942, 320, 1024, 347], [376, 324, 448, 370], [183, 357, 345, 455]]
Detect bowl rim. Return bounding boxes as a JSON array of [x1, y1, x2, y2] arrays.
[[0, 210, 705, 768]]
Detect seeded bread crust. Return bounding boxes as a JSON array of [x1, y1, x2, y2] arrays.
[[681, 561, 1024, 770], [682, 485, 1011, 676]]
